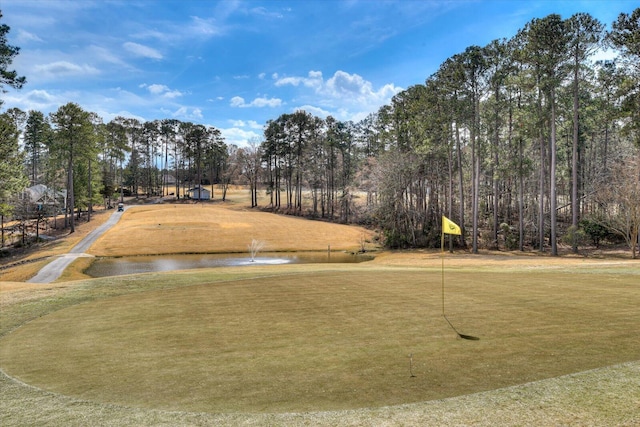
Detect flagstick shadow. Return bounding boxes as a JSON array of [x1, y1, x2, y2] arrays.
[[443, 314, 480, 341]]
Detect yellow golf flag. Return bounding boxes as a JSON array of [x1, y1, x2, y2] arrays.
[[442, 216, 461, 235]]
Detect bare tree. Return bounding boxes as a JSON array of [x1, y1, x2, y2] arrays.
[[594, 154, 640, 258]]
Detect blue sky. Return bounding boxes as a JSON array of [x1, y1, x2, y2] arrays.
[[2, 0, 637, 147]]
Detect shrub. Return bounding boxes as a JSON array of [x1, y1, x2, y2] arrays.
[[580, 218, 610, 247], [562, 225, 589, 250], [500, 223, 519, 250]]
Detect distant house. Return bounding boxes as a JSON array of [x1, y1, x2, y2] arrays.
[[162, 173, 177, 186], [21, 184, 67, 211], [187, 186, 211, 200]]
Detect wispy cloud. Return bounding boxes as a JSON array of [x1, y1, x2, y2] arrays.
[[34, 61, 100, 77], [123, 42, 163, 59], [248, 6, 285, 19], [16, 29, 43, 43], [188, 16, 224, 37], [87, 45, 131, 68], [132, 14, 226, 43]]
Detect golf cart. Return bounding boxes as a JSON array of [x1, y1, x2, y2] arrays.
[[117, 202, 124, 212]]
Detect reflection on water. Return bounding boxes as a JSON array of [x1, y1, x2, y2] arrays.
[[85, 252, 373, 278]]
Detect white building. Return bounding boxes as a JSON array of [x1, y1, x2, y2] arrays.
[[186, 186, 211, 200]]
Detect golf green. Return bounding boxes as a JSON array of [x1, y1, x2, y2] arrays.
[[1, 267, 638, 413]]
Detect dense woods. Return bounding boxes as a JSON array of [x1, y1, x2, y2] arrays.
[[1, 9, 639, 257]]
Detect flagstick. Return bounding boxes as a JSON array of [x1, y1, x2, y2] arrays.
[[440, 217, 480, 341], [441, 229, 445, 316]]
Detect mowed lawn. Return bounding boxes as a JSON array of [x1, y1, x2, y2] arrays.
[[1, 261, 639, 416], [89, 203, 375, 256]]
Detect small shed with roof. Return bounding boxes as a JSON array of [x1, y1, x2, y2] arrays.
[[187, 186, 211, 200]]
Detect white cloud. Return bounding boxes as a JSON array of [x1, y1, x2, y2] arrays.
[[249, 6, 284, 19], [275, 70, 323, 89], [26, 89, 59, 104], [230, 96, 282, 108], [229, 119, 264, 129], [190, 16, 223, 36], [123, 42, 163, 59], [230, 96, 246, 107], [258, 72, 266, 79], [2, 89, 61, 112], [220, 126, 262, 148], [140, 83, 185, 99], [33, 61, 100, 77], [591, 47, 617, 63], [164, 90, 185, 99], [171, 106, 203, 120], [131, 14, 227, 44], [277, 70, 401, 107], [292, 104, 332, 119], [87, 45, 131, 68], [251, 97, 282, 107], [274, 69, 402, 120], [247, 120, 263, 129], [142, 84, 166, 94], [16, 29, 43, 43], [325, 70, 401, 105], [95, 110, 147, 124]]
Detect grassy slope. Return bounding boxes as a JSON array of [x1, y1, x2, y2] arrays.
[[88, 203, 375, 256]]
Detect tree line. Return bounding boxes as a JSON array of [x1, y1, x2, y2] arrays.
[[1, 9, 639, 257], [254, 10, 639, 257]]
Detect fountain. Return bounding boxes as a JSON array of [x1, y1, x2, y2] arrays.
[[248, 239, 266, 262]]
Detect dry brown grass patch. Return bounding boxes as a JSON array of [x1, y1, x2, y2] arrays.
[[90, 204, 375, 256]]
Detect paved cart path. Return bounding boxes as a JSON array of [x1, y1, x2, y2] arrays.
[[27, 207, 128, 284]]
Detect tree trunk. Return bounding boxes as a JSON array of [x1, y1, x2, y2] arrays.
[[537, 86, 545, 252], [455, 123, 466, 248], [571, 54, 580, 253], [550, 87, 558, 256], [518, 135, 525, 251], [88, 158, 92, 222], [68, 153, 75, 233]]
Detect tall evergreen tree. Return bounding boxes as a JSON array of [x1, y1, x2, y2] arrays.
[[49, 103, 95, 233], [24, 111, 52, 184], [566, 13, 605, 252], [0, 111, 28, 245], [609, 8, 640, 147], [0, 11, 26, 107], [521, 14, 570, 255]]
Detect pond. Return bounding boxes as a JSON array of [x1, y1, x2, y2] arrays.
[[84, 251, 374, 278]]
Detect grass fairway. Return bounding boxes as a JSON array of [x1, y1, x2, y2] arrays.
[[89, 203, 375, 256], [2, 261, 639, 417]]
